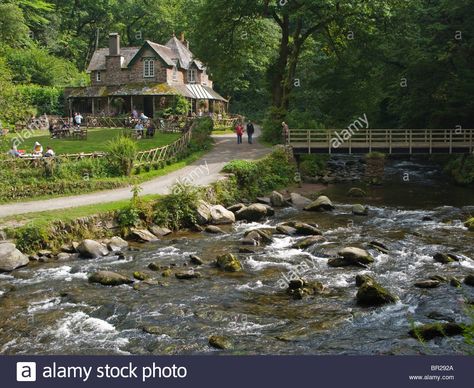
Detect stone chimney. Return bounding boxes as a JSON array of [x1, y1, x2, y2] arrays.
[[109, 33, 120, 56], [179, 32, 190, 49]]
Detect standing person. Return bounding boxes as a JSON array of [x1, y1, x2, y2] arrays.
[[282, 121, 289, 143], [75, 112, 83, 129], [235, 122, 244, 145], [132, 108, 138, 119], [246, 121, 255, 144]]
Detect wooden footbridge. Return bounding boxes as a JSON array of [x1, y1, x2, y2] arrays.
[[288, 128, 474, 155]]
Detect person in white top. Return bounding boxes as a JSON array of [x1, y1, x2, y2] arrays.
[[44, 146, 55, 157]]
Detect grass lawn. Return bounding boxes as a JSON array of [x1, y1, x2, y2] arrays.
[[6, 128, 180, 155]]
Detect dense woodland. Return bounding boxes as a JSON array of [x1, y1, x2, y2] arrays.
[[0, 0, 473, 140]]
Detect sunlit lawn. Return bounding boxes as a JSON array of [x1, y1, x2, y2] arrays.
[[6, 128, 180, 155]]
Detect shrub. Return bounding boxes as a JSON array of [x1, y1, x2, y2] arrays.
[[222, 147, 296, 200], [262, 106, 287, 144], [154, 184, 200, 230], [107, 136, 138, 176], [299, 155, 329, 177], [190, 117, 213, 151], [15, 224, 50, 253], [445, 155, 474, 185]]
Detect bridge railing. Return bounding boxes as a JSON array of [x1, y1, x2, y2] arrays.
[[288, 128, 474, 154]]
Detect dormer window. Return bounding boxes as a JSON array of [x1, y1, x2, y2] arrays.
[[144, 59, 155, 78], [172, 60, 178, 81], [96, 71, 101, 82], [188, 68, 197, 83]]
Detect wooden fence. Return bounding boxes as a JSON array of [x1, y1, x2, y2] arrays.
[[85, 116, 190, 133], [289, 128, 474, 154]]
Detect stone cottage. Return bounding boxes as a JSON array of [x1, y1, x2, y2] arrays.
[[64, 33, 227, 117]]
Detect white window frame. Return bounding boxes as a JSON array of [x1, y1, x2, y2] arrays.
[[96, 71, 101, 82], [188, 68, 197, 84], [172, 60, 178, 81], [144, 59, 155, 78]]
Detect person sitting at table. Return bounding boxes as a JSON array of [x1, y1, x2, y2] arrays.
[[33, 141, 43, 155], [44, 146, 55, 157], [139, 112, 148, 123], [7, 146, 20, 158]]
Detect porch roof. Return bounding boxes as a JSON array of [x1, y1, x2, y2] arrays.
[[64, 83, 227, 102]]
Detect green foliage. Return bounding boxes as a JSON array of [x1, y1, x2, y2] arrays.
[[222, 147, 296, 199], [3, 45, 83, 87], [190, 116, 213, 151], [445, 155, 474, 186], [153, 184, 200, 230], [262, 106, 287, 144], [106, 136, 138, 177], [15, 224, 50, 253], [366, 152, 386, 160], [299, 155, 329, 177], [15, 84, 64, 115], [0, 3, 30, 46]]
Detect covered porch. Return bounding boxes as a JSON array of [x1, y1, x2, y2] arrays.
[[64, 83, 228, 118]]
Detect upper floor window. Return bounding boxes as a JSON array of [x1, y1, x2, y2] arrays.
[[144, 59, 155, 78], [188, 68, 197, 83], [172, 60, 178, 81], [96, 71, 101, 82]]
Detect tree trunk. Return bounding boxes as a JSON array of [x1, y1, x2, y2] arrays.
[[271, 14, 290, 109]]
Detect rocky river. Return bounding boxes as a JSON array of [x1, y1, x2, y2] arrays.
[[0, 157, 473, 355]]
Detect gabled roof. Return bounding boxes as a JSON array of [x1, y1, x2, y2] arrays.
[[165, 36, 196, 70], [87, 47, 140, 72], [127, 41, 177, 68]]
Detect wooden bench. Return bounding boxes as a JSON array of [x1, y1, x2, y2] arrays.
[[72, 127, 87, 140]]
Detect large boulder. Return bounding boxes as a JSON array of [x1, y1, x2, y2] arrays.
[[332, 247, 374, 267], [210, 205, 235, 225], [464, 274, 474, 287], [414, 280, 441, 289], [149, 225, 172, 237], [0, 243, 29, 272], [356, 279, 397, 307], [352, 204, 369, 216], [236, 204, 274, 222], [209, 335, 232, 350], [433, 252, 459, 264], [243, 229, 273, 245], [368, 241, 389, 254], [286, 278, 324, 300], [288, 222, 321, 236], [205, 225, 225, 234], [290, 193, 312, 209], [175, 271, 202, 280], [270, 191, 288, 207], [88, 271, 133, 286], [409, 323, 464, 341], [77, 240, 109, 259], [107, 236, 129, 252], [304, 196, 335, 212], [293, 236, 325, 250], [347, 187, 367, 198], [227, 203, 246, 213], [216, 253, 243, 272], [196, 200, 212, 225], [130, 229, 159, 243]]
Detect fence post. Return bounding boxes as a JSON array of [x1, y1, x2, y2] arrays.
[[307, 130, 311, 154], [449, 129, 453, 154], [429, 130, 433, 154], [470, 129, 473, 154]]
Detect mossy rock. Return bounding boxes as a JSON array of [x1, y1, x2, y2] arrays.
[[162, 269, 173, 278], [464, 218, 474, 231], [88, 271, 133, 287], [133, 271, 149, 281], [433, 253, 460, 264], [216, 253, 243, 272], [209, 335, 232, 350], [356, 281, 397, 307], [409, 323, 464, 341], [292, 236, 325, 249], [148, 262, 161, 271], [347, 187, 367, 198], [464, 274, 474, 287]]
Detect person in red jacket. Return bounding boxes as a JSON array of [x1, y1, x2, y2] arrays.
[[235, 123, 244, 144]]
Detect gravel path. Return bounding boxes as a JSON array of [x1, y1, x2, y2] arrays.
[[0, 128, 270, 218]]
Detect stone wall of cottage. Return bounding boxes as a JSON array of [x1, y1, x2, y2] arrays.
[[128, 49, 167, 84]]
